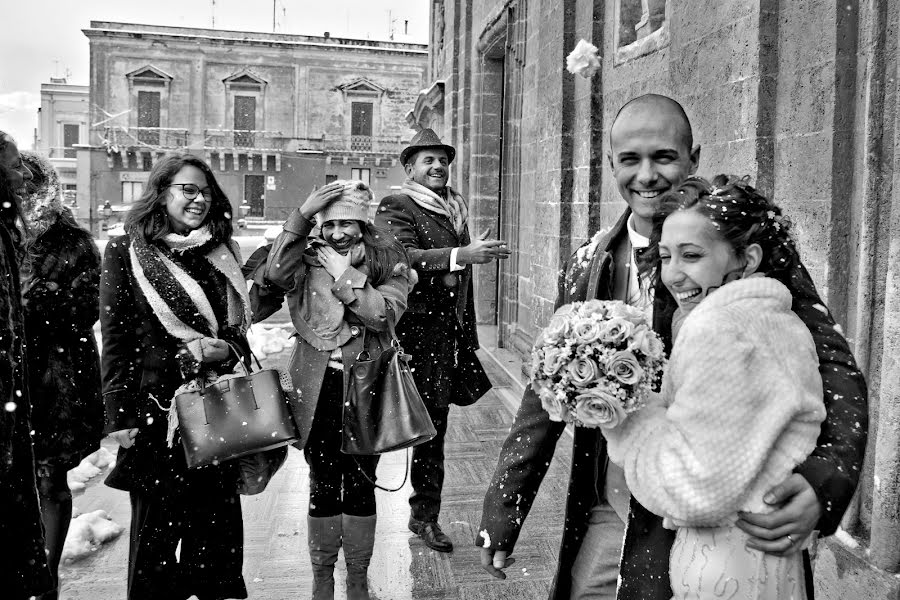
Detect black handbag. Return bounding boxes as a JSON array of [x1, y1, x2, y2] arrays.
[[236, 445, 289, 495], [175, 343, 299, 469], [341, 325, 437, 458]]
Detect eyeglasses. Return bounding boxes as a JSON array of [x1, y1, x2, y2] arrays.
[[169, 183, 213, 201]]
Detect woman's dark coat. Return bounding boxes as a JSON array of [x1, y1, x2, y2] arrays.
[[99, 235, 249, 494], [0, 220, 53, 598], [374, 193, 491, 408], [23, 220, 103, 469]]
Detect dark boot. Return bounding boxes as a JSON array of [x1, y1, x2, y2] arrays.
[[342, 514, 376, 600], [308, 515, 342, 600]]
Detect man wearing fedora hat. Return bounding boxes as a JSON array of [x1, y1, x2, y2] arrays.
[[375, 128, 511, 552]]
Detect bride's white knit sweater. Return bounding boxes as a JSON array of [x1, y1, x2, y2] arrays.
[[605, 276, 826, 528]]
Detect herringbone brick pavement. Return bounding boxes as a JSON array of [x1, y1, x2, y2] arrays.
[[58, 351, 574, 599]]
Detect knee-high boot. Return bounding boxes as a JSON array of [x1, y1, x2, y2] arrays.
[[342, 514, 376, 600], [307, 515, 342, 600]]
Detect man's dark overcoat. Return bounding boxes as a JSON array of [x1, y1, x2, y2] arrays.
[[477, 210, 868, 600], [0, 220, 52, 598], [375, 193, 491, 408]]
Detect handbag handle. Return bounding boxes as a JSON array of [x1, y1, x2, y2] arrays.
[[353, 448, 410, 493], [354, 311, 403, 362], [195, 339, 262, 391], [222, 340, 263, 375]]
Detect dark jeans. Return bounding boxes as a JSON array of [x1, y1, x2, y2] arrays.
[[409, 403, 450, 523], [304, 367, 379, 518], [127, 481, 246, 600]]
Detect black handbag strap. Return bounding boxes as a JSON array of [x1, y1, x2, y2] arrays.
[[354, 310, 402, 362], [353, 448, 410, 493], [222, 340, 263, 374]]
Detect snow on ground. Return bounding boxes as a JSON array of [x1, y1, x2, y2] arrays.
[[61, 509, 125, 563], [247, 323, 295, 360], [67, 447, 117, 494], [834, 527, 860, 550]]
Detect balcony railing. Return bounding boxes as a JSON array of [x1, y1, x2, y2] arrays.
[[89, 127, 408, 156], [322, 135, 405, 154], [45, 147, 78, 159], [204, 130, 286, 151], [95, 126, 190, 150]]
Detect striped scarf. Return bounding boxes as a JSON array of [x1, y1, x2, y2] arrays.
[[128, 226, 251, 363]]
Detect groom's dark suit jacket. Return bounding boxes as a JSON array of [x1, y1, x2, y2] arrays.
[[477, 209, 868, 600]]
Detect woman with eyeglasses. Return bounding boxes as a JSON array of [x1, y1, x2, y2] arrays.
[[100, 153, 251, 600]]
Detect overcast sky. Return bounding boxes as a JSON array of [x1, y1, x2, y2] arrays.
[[0, 0, 430, 148]]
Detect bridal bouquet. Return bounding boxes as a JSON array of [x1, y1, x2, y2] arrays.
[[530, 300, 666, 429]]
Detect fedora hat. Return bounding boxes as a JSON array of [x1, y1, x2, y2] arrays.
[[399, 128, 456, 166]]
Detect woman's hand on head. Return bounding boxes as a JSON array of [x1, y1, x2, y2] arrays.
[[200, 337, 231, 363], [299, 183, 345, 220], [109, 428, 139, 449], [316, 245, 352, 279]]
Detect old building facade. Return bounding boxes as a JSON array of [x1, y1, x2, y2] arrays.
[[420, 0, 900, 596], [82, 21, 427, 233], [34, 79, 89, 210]]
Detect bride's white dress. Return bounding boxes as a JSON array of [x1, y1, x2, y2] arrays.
[[603, 279, 826, 600], [670, 526, 805, 600]]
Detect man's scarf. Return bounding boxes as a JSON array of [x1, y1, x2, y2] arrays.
[[128, 226, 251, 362], [400, 179, 469, 236]]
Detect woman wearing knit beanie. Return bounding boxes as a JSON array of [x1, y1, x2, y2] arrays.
[[249, 180, 412, 600]]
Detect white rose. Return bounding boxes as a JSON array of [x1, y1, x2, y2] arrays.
[[539, 387, 571, 422], [541, 346, 569, 377], [565, 39, 601, 78], [544, 315, 571, 343], [599, 317, 635, 345], [607, 350, 644, 386], [575, 389, 627, 429], [608, 301, 648, 325], [645, 332, 665, 359], [572, 318, 604, 345], [567, 357, 602, 388], [578, 299, 607, 318]]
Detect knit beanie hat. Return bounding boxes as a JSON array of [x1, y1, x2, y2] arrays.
[[317, 180, 372, 225]]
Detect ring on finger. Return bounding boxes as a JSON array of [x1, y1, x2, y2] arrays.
[[785, 534, 794, 546]]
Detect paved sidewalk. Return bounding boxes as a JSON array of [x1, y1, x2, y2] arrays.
[[58, 351, 574, 599]]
